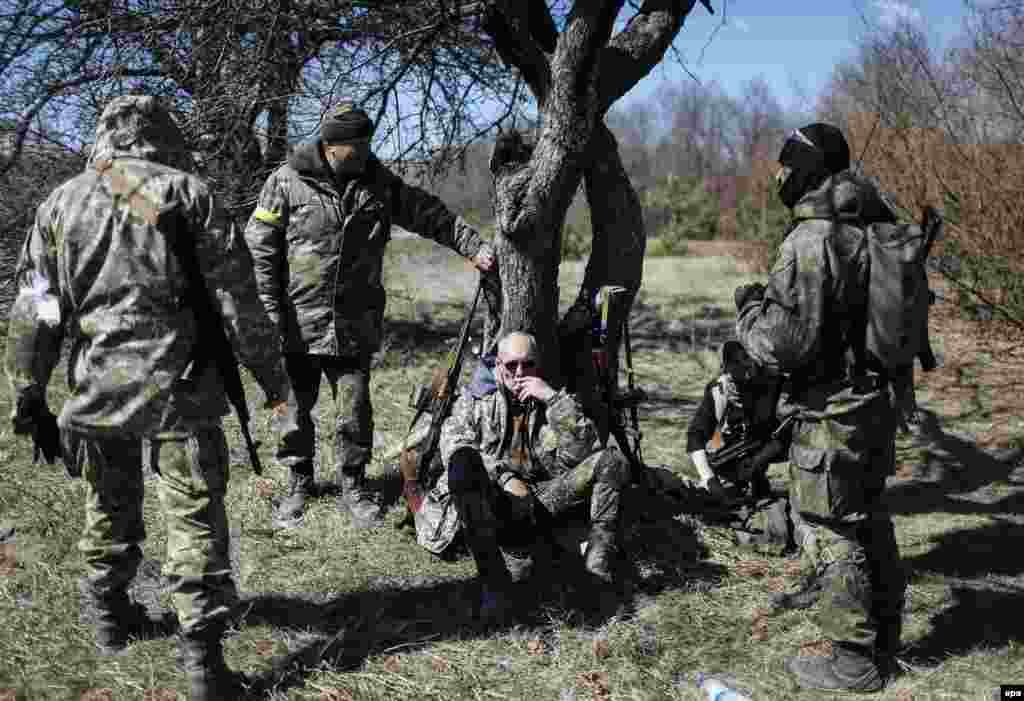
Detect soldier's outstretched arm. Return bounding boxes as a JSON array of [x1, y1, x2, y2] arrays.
[[384, 165, 488, 265]]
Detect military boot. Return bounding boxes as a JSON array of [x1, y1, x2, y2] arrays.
[[786, 641, 885, 693], [874, 617, 904, 679], [81, 581, 178, 655], [272, 465, 315, 530], [456, 491, 514, 626], [337, 464, 383, 529], [180, 627, 247, 700], [584, 475, 624, 585]]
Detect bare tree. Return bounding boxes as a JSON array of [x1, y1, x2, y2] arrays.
[[0, 1, 527, 218], [817, 1, 1024, 326], [479, 0, 708, 376]]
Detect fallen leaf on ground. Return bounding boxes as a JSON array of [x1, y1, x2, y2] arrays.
[[383, 655, 401, 672], [576, 671, 611, 700], [526, 638, 546, 656], [430, 655, 450, 672], [798, 639, 833, 657], [142, 689, 179, 701], [782, 559, 805, 577], [0, 544, 15, 576], [253, 478, 276, 498], [0, 689, 16, 701], [80, 690, 114, 701], [253, 638, 276, 657], [319, 689, 354, 701], [592, 637, 611, 660], [749, 613, 770, 642], [734, 559, 771, 577]]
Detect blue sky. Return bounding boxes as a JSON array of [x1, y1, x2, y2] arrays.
[[620, 0, 973, 116]]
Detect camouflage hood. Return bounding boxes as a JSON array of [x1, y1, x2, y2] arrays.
[[88, 95, 191, 171], [791, 171, 898, 225]]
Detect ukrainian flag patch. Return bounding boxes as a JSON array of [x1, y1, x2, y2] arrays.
[[253, 206, 282, 226]]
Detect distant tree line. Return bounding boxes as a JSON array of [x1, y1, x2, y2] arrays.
[[3, 1, 1022, 327]]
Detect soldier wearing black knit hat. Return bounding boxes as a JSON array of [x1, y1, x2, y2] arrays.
[[245, 103, 496, 530]]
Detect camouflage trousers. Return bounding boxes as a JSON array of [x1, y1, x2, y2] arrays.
[[277, 353, 372, 475], [78, 426, 236, 634], [787, 393, 906, 650], [449, 447, 631, 552]]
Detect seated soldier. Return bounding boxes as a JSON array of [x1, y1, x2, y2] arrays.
[[431, 331, 632, 622], [687, 340, 789, 501]]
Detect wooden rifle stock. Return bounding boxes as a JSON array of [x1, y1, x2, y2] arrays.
[[414, 280, 482, 489]]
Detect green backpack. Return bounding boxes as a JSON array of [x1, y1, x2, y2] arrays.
[[861, 206, 943, 374]]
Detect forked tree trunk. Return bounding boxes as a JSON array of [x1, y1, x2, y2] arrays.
[[481, 0, 702, 383]]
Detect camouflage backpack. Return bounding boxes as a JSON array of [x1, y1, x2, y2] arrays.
[[859, 206, 942, 374]]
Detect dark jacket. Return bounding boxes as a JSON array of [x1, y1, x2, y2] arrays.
[[244, 138, 486, 357]]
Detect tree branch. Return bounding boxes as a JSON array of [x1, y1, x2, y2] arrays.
[[596, 0, 699, 114], [482, 0, 553, 103]]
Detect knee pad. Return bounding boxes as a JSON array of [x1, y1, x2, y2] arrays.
[[448, 447, 488, 495]]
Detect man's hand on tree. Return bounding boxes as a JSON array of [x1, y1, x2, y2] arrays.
[[472, 243, 495, 272], [509, 376, 556, 404]]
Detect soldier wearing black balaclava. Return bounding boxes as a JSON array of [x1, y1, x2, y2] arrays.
[[734, 123, 906, 693]]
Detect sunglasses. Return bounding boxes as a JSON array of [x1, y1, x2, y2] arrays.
[[501, 359, 537, 373]]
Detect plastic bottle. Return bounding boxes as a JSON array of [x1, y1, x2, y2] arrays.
[[695, 673, 753, 701]]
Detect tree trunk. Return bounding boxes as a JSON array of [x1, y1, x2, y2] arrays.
[[481, 0, 702, 384]]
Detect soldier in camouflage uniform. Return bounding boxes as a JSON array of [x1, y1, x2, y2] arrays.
[[244, 103, 494, 530], [5, 96, 292, 700], [735, 123, 906, 692], [435, 332, 631, 623]]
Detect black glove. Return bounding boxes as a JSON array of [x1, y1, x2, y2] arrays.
[[734, 283, 766, 311], [12, 395, 61, 465]]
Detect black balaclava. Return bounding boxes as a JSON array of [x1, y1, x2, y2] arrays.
[[776, 122, 850, 209]]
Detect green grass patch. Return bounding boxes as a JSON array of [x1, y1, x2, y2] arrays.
[[0, 239, 1019, 699]]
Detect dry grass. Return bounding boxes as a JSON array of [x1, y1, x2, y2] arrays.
[[0, 238, 1020, 699]]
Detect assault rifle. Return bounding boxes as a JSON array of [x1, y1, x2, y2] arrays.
[[164, 206, 264, 475], [96, 160, 263, 475], [708, 414, 796, 477], [592, 285, 649, 487], [404, 279, 483, 492], [916, 205, 943, 372]]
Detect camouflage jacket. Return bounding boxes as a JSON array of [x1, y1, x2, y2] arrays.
[[244, 139, 486, 356], [397, 383, 598, 554], [5, 96, 288, 438], [735, 172, 898, 418], [439, 385, 600, 484]]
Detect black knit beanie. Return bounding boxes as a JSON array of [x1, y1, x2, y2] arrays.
[[320, 102, 374, 144]]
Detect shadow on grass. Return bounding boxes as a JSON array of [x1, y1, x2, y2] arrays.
[[231, 495, 726, 697], [902, 580, 1024, 665], [885, 409, 1022, 517]]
